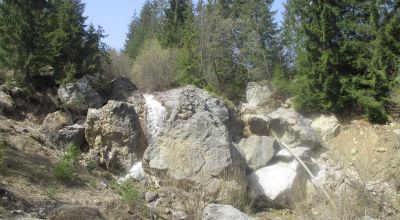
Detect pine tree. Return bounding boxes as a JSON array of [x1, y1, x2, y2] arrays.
[[0, 0, 51, 85], [47, 0, 87, 83], [124, 0, 161, 59], [161, 0, 192, 47]]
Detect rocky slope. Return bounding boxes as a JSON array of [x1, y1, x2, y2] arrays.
[[0, 76, 399, 219]]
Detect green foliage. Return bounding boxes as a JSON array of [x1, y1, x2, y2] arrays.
[[125, 0, 280, 102], [284, 0, 400, 122], [114, 180, 140, 205], [113, 180, 149, 217], [0, 138, 7, 172], [272, 65, 293, 98], [0, 0, 108, 89], [54, 144, 79, 184], [131, 38, 176, 91], [85, 159, 98, 173]]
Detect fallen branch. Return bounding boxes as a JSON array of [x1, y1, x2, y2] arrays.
[[271, 131, 337, 209]]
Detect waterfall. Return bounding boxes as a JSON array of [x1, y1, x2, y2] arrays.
[[143, 94, 167, 144], [120, 94, 166, 182]]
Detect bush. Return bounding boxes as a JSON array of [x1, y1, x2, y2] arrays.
[[272, 65, 293, 98], [54, 144, 79, 184], [102, 48, 133, 80], [115, 180, 140, 205], [131, 39, 176, 91], [113, 180, 149, 218]]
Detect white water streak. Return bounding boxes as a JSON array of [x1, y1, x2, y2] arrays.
[[143, 94, 167, 143]]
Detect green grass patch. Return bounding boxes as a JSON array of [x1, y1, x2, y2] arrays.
[[0, 138, 8, 172], [54, 144, 79, 184], [112, 180, 150, 218]]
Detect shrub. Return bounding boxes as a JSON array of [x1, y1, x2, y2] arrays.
[[54, 144, 79, 184], [113, 180, 149, 218], [131, 39, 176, 91], [102, 48, 133, 80], [115, 180, 139, 204]]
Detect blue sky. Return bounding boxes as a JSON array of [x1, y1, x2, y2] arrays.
[[83, 0, 286, 50]]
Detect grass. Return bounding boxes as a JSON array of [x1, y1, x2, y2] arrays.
[[112, 180, 150, 219], [0, 138, 7, 172], [54, 144, 79, 184]]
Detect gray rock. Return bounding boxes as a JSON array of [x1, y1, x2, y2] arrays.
[[143, 86, 243, 195], [51, 124, 85, 148], [246, 81, 273, 107], [145, 191, 159, 203], [202, 204, 253, 220], [58, 75, 105, 113], [157, 85, 230, 123], [109, 77, 138, 101], [268, 108, 321, 149], [311, 114, 340, 141], [237, 136, 278, 171], [247, 115, 270, 136], [0, 91, 14, 113], [41, 111, 72, 133], [85, 101, 140, 173]]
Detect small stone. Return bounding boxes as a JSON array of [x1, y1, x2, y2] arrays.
[[393, 129, 400, 136], [145, 191, 159, 203], [374, 148, 387, 153], [98, 181, 108, 189], [350, 148, 358, 155]]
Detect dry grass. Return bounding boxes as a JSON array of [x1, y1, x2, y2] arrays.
[[294, 155, 399, 220]]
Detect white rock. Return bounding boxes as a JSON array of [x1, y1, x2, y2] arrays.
[[311, 115, 340, 141], [393, 129, 400, 136], [202, 204, 254, 220], [247, 160, 300, 206], [275, 147, 311, 160]]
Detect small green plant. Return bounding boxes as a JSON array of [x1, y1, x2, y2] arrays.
[[86, 159, 98, 173], [47, 185, 58, 198], [113, 180, 150, 218], [54, 144, 79, 184], [0, 138, 7, 172], [114, 180, 140, 205]]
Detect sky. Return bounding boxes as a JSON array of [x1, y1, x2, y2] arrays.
[[83, 0, 286, 50]]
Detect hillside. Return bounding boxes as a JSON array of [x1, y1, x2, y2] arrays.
[[1, 77, 399, 220]]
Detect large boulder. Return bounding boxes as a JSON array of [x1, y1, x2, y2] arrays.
[[58, 75, 105, 113], [41, 110, 72, 133], [143, 86, 242, 194], [156, 86, 230, 123], [109, 77, 138, 102], [268, 108, 321, 150], [85, 101, 141, 172], [246, 81, 273, 107], [311, 114, 340, 141], [237, 136, 278, 171], [51, 124, 85, 149], [202, 204, 254, 220], [247, 160, 302, 206]]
